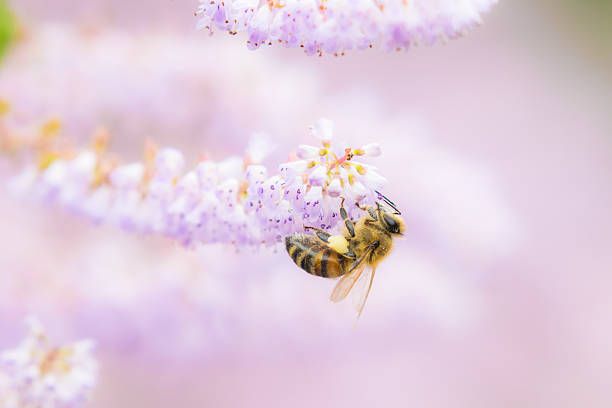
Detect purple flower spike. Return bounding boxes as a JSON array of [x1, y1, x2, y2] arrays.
[[4, 118, 387, 247], [196, 0, 498, 55]]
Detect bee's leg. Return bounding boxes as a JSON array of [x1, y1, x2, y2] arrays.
[[355, 202, 375, 220], [367, 206, 378, 221], [371, 202, 386, 223], [342, 250, 357, 260], [340, 198, 356, 238], [305, 225, 356, 260], [304, 225, 332, 243]]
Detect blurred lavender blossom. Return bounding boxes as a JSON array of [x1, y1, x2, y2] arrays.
[[0, 110, 519, 362], [196, 0, 498, 55], [0, 26, 321, 152], [0, 318, 97, 408], [0, 16, 521, 367]]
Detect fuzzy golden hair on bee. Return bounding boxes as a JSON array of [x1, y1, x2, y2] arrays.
[[285, 192, 404, 317]]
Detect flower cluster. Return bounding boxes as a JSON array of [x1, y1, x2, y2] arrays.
[[2, 112, 386, 247], [0, 25, 321, 147], [196, 0, 497, 55], [0, 318, 97, 408]]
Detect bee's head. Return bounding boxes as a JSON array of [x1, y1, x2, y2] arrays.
[[380, 211, 405, 235], [374, 191, 405, 235]]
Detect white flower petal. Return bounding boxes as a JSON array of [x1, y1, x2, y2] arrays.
[[327, 178, 343, 198], [308, 165, 327, 187], [296, 144, 320, 159]]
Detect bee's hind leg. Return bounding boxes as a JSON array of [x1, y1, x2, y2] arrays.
[[304, 225, 356, 260], [328, 234, 356, 260]]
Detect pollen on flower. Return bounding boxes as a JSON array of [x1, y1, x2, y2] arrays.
[[0, 99, 9, 116], [38, 151, 64, 170], [41, 118, 62, 139]]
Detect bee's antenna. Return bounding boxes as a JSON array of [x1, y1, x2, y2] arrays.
[[375, 190, 401, 215]]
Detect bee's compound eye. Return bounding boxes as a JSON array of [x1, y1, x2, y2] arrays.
[[383, 213, 400, 234]]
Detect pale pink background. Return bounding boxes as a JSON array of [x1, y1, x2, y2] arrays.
[[1, 1, 611, 407]]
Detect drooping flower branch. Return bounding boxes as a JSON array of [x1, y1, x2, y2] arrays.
[[196, 0, 498, 55], [1, 109, 386, 247], [0, 26, 322, 148], [0, 318, 97, 408]]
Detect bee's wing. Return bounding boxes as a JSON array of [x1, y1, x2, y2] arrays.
[[330, 244, 377, 304], [351, 266, 377, 317], [330, 262, 367, 303], [330, 264, 377, 317]]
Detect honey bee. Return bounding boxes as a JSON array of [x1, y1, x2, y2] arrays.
[[285, 192, 405, 317]]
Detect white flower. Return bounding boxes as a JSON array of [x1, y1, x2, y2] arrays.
[[327, 178, 343, 197], [308, 165, 328, 186], [296, 144, 321, 160], [110, 163, 145, 189], [0, 318, 97, 408], [355, 143, 382, 157], [155, 148, 185, 180], [279, 160, 310, 181]]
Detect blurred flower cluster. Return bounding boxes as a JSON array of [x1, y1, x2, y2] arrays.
[[0, 318, 97, 408], [196, 0, 497, 55], [0, 110, 519, 363], [0, 22, 519, 359], [0, 25, 321, 153], [0, 1, 520, 387], [2, 0, 610, 406]]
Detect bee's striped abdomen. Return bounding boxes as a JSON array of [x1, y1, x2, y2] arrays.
[[285, 234, 348, 278]]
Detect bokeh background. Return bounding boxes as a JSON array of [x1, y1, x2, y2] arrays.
[[1, 0, 611, 407]]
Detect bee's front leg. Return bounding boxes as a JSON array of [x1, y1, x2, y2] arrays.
[[340, 198, 356, 238], [356, 200, 378, 222]]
